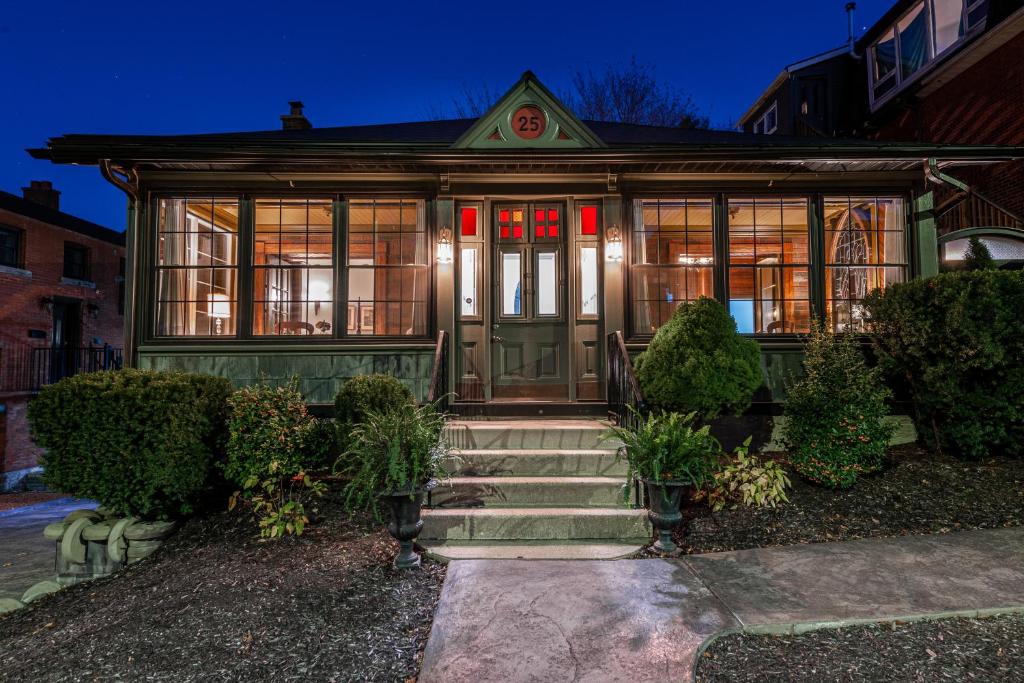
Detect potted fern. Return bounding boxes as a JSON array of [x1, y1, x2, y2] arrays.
[[608, 410, 721, 553], [339, 401, 450, 568]]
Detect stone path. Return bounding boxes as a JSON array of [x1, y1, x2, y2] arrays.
[[0, 498, 95, 602], [419, 527, 1024, 682]]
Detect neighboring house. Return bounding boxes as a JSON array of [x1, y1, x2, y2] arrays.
[[0, 182, 125, 488], [30, 72, 1022, 416], [739, 0, 1024, 264]]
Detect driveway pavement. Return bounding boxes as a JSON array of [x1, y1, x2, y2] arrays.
[[419, 527, 1024, 682], [0, 499, 95, 602]]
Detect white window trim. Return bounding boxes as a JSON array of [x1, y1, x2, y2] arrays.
[[753, 102, 778, 135]]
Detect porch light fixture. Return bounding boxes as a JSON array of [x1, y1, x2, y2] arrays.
[[437, 225, 454, 265], [605, 225, 623, 262], [207, 293, 231, 335]]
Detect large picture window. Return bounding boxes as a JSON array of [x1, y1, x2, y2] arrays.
[[156, 198, 239, 336], [630, 198, 715, 335], [824, 197, 907, 332], [347, 199, 429, 336], [253, 199, 333, 336], [727, 197, 810, 334]]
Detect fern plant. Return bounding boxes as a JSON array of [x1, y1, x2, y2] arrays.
[[607, 409, 722, 499], [338, 400, 451, 516]]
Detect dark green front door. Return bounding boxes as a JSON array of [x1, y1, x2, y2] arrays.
[[490, 202, 569, 401]]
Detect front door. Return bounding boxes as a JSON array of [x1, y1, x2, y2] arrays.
[[490, 203, 569, 401]]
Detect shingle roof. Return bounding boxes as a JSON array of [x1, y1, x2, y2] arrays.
[[0, 191, 124, 245]]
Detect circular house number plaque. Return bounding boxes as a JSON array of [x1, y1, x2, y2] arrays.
[[511, 105, 546, 139]]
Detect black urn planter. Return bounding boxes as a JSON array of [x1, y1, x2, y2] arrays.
[[381, 479, 436, 569], [641, 478, 689, 554]]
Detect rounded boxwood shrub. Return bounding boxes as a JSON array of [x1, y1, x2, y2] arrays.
[[864, 269, 1024, 459], [334, 374, 415, 449], [634, 297, 763, 419], [28, 369, 232, 519], [781, 323, 894, 489]]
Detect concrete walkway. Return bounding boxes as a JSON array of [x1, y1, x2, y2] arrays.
[[419, 527, 1024, 682], [0, 498, 95, 602]]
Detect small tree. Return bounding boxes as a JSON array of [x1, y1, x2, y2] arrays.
[[634, 297, 763, 420], [782, 322, 894, 488], [963, 236, 996, 270]]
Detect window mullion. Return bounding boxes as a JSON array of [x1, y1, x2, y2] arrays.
[[237, 197, 253, 339]]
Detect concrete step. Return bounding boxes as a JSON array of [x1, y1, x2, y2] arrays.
[[443, 448, 626, 477], [431, 476, 628, 508], [421, 540, 643, 561], [421, 506, 651, 542], [446, 419, 618, 451]]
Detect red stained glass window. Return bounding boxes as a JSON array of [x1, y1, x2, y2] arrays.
[[548, 209, 558, 221], [498, 207, 525, 240], [535, 224, 545, 238], [501, 226, 510, 239], [499, 209, 509, 223], [581, 206, 598, 235], [513, 225, 523, 238], [460, 207, 477, 237], [549, 223, 558, 237], [530, 206, 561, 238], [535, 209, 545, 222]]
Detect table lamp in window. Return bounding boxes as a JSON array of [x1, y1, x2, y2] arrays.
[[207, 293, 231, 335]]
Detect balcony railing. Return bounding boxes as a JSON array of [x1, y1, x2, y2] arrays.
[[0, 345, 123, 393]]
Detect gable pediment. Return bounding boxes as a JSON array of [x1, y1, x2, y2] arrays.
[[452, 71, 605, 149]]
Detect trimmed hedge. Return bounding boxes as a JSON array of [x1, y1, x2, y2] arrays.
[[634, 297, 763, 419], [28, 369, 232, 519], [865, 269, 1024, 458], [334, 374, 415, 450]]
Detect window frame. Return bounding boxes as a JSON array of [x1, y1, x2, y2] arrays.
[[0, 225, 23, 270], [63, 241, 92, 282], [752, 102, 778, 135]]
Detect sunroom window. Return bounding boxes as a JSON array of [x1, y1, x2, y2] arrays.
[[156, 198, 239, 336]]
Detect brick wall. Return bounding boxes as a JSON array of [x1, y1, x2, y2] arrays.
[[0, 207, 125, 474]]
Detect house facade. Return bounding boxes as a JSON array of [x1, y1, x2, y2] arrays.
[[31, 73, 1022, 414], [0, 182, 124, 487], [739, 0, 1024, 263]]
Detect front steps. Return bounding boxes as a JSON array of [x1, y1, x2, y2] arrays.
[[422, 419, 650, 560]]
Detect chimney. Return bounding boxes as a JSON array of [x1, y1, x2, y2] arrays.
[[22, 180, 61, 211], [846, 2, 857, 52], [281, 101, 312, 130]]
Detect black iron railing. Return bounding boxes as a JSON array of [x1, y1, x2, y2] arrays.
[[606, 330, 646, 430], [426, 330, 450, 413], [0, 345, 123, 393]]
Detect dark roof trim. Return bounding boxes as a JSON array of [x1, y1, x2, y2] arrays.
[[0, 191, 124, 245]]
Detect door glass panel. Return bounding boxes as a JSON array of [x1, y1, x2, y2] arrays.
[[501, 252, 522, 316], [536, 251, 557, 316], [580, 246, 598, 316], [460, 247, 477, 317]]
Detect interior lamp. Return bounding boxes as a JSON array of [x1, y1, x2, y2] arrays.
[[605, 225, 624, 262], [207, 293, 231, 335], [437, 225, 454, 265]]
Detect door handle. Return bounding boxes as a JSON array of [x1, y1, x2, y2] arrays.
[[491, 335, 505, 343]]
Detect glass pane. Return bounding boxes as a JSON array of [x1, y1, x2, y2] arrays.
[[933, 0, 966, 54], [898, 3, 929, 79], [460, 207, 477, 237], [580, 246, 598, 316], [502, 252, 522, 316], [580, 205, 598, 235], [460, 247, 477, 317], [536, 251, 558, 316], [874, 29, 898, 82]]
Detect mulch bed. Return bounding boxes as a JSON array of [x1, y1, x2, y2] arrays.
[[695, 613, 1024, 682], [675, 444, 1024, 555], [0, 497, 445, 682], [0, 492, 64, 512]]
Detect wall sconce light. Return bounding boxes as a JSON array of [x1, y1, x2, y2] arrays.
[[86, 302, 101, 319], [207, 293, 231, 335], [437, 225, 454, 265], [605, 225, 624, 262], [38, 296, 55, 314]]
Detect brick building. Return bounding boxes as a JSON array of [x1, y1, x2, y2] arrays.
[[739, 0, 1024, 261], [0, 181, 125, 488]]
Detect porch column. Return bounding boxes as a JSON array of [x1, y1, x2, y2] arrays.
[[913, 190, 939, 278]]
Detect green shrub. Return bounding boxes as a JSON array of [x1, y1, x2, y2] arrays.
[[608, 409, 722, 492], [28, 369, 232, 519], [782, 323, 894, 488], [702, 437, 791, 511], [334, 374, 415, 450], [634, 297, 763, 419], [224, 381, 331, 537], [338, 401, 450, 515], [865, 269, 1024, 459]]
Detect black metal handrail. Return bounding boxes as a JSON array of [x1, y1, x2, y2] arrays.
[[426, 330, 450, 413], [606, 330, 646, 430], [0, 345, 123, 393]]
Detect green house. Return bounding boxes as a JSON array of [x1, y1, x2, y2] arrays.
[[30, 72, 1022, 413]]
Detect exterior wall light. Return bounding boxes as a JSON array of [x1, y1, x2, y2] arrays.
[[437, 225, 454, 265], [605, 225, 623, 262]]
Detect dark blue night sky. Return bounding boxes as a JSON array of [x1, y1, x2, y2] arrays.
[[1, 0, 892, 230]]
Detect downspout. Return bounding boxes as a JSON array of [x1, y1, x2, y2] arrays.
[[99, 160, 141, 368]]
